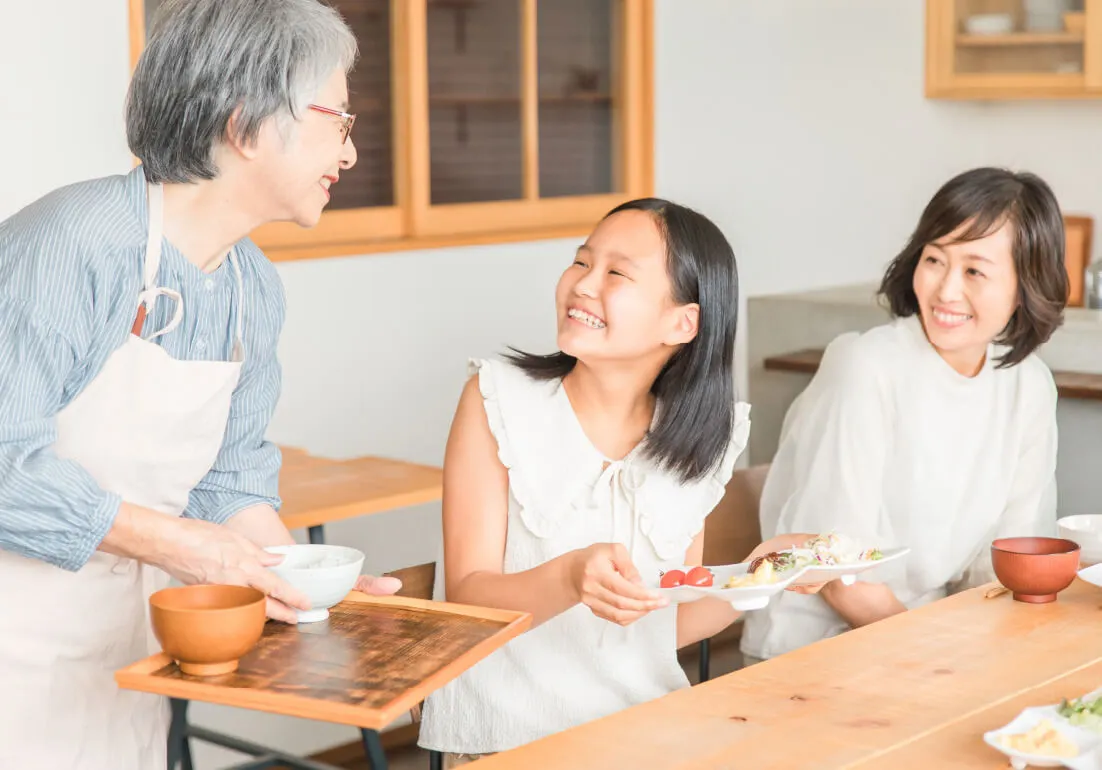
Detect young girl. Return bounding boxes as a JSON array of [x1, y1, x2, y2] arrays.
[[741, 167, 1069, 665], [418, 199, 813, 765]]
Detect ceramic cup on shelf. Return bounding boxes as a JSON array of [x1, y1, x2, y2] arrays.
[[1023, 0, 1074, 32]]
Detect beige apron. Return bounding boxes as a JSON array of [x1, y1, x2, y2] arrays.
[[0, 181, 247, 770]]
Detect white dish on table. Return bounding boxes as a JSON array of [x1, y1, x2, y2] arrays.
[[1076, 562, 1102, 592], [265, 544, 365, 623], [1059, 515, 1102, 567], [788, 547, 911, 587], [648, 563, 807, 611], [984, 703, 1102, 769]]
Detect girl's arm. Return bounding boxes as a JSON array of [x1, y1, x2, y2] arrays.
[[443, 376, 666, 628], [674, 531, 742, 649]]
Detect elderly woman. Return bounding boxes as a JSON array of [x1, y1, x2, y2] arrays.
[[0, 0, 397, 767]]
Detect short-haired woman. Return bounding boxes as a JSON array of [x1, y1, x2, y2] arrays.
[[0, 1, 397, 766], [740, 167, 1069, 665]]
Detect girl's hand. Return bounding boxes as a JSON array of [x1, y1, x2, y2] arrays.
[[569, 543, 669, 626], [355, 575, 403, 595]]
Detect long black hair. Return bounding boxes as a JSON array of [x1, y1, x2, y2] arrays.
[[505, 198, 740, 484]]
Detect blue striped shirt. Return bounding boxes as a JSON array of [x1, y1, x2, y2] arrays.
[[0, 166, 285, 572]]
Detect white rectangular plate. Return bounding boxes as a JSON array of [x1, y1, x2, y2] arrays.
[[647, 563, 807, 612], [984, 705, 1102, 769], [787, 546, 911, 587]]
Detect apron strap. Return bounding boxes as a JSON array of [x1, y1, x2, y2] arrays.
[[131, 180, 246, 361], [143, 182, 164, 293], [132, 182, 184, 339]]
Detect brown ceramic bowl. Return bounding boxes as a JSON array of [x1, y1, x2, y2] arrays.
[[149, 585, 266, 676], [991, 537, 1081, 604]]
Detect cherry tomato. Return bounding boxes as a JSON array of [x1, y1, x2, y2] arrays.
[[659, 569, 686, 588], [685, 566, 714, 587]]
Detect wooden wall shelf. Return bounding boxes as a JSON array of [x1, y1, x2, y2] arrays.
[[926, 0, 1102, 99], [955, 32, 1085, 46]]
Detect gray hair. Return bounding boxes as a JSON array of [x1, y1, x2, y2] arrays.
[[127, 0, 358, 184]]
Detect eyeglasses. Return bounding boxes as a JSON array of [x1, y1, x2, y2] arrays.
[[307, 104, 356, 144]]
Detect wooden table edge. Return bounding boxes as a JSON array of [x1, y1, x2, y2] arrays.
[[279, 487, 444, 530], [341, 590, 530, 624], [115, 594, 532, 731], [115, 662, 397, 731]]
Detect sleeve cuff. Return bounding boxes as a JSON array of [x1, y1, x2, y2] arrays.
[[61, 491, 123, 572], [187, 493, 281, 526]]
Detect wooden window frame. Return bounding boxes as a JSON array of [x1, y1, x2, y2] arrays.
[[129, 0, 655, 262]]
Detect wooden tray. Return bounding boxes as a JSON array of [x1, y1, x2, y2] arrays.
[[116, 592, 530, 730]]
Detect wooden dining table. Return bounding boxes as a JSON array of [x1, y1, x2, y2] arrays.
[[473, 578, 1102, 769]]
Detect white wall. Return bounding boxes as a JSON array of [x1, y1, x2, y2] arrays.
[[654, 0, 1102, 298], [5, 0, 1102, 765]]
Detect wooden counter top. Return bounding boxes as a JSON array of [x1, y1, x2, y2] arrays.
[[763, 348, 1102, 402], [473, 579, 1102, 769]]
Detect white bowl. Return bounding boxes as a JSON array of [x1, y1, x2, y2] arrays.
[[265, 544, 365, 623], [1057, 515, 1102, 567], [964, 13, 1014, 35]]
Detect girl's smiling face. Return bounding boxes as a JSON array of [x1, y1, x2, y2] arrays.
[[555, 209, 699, 366]]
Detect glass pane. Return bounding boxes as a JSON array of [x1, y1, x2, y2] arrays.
[[427, 0, 523, 204], [144, 0, 164, 31], [143, 0, 394, 209], [329, 0, 394, 209], [536, 0, 615, 198], [954, 0, 1086, 76]]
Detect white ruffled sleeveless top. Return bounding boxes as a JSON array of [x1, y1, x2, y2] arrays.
[[418, 358, 751, 754]]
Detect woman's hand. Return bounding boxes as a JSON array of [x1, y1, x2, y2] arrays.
[[150, 517, 311, 623], [569, 543, 668, 626], [265, 575, 402, 623], [744, 533, 816, 563], [745, 532, 830, 595]]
